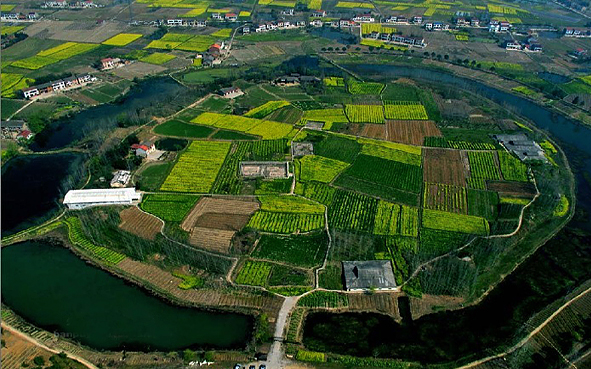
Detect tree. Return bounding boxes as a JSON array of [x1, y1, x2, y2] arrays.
[[444, 54, 449, 60], [431, 52, 436, 58], [33, 356, 45, 366], [424, 51, 429, 57], [368, 46, 374, 51]]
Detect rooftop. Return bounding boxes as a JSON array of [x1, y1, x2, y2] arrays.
[[342, 260, 397, 290], [64, 188, 140, 205]]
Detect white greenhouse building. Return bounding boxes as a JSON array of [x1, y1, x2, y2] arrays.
[[63, 188, 142, 210]]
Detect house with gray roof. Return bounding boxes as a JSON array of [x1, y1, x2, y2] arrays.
[[494, 133, 547, 162], [342, 260, 398, 291]]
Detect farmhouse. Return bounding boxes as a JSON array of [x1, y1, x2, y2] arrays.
[[494, 134, 546, 162], [1, 120, 25, 139], [22, 74, 95, 99], [110, 170, 131, 188], [240, 161, 290, 178], [131, 141, 156, 157], [342, 260, 398, 291], [63, 188, 142, 210], [17, 130, 33, 140], [219, 86, 243, 98]]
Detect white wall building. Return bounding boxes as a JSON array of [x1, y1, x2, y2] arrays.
[[64, 188, 141, 209]]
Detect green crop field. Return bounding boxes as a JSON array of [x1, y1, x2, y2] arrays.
[[1, 25, 24, 35], [160, 141, 231, 193], [1, 73, 33, 98], [374, 201, 419, 237], [235, 260, 272, 286], [298, 155, 350, 183], [259, 195, 325, 214], [357, 137, 422, 155], [498, 151, 528, 182], [296, 350, 326, 363], [191, 112, 295, 139], [64, 217, 126, 264], [338, 154, 422, 193], [422, 209, 489, 235], [140, 193, 199, 222], [138, 162, 172, 192], [360, 143, 421, 166], [211, 28, 232, 38], [146, 33, 218, 52], [344, 104, 384, 123], [140, 52, 176, 65], [423, 183, 468, 214], [467, 151, 501, 189], [310, 134, 362, 163], [154, 119, 215, 138], [381, 83, 420, 101], [467, 189, 499, 220], [102, 33, 142, 46], [297, 290, 349, 308], [303, 108, 349, 125], [247, 211, 325, 233], [424, 137, 496, 150], [244, 100, 290, 119], [324, 77, 345, 87], [384, 102, 429, 120], [11, 42, 99, 70], [347, 80, 384, 95], [253, 232, 328, 267], [297, 181, 337, 206], [328, 189, 378, 233]]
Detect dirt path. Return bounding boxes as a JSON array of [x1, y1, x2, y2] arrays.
[[266, 297, 299, 368], [1, 323, 99, 369], [457, 285, 591, 369], [7, 100, 34, 120]]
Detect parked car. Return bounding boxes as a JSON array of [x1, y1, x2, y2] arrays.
[[249, 366, 256, 369], [259, 365, 266, 369], [233, 365, 241, 369]]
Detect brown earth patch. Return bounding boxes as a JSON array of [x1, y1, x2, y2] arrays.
[[409, 294, 465, 320], [188, 227, 236, 254], [386, 120, 442, 146], [181, 197, 260, 254], [119, 207, 162, 240], [347, 292, 402, 319], [486, 181, 537, 198], [423, 148, 468, 187], [423, 183, 468, 214], [194, 213, 251, 231], [116, 258, 283, 319], [361, 124, 387, 140], [1, 329, 54, 369]]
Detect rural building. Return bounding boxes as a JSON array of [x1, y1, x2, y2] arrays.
[[564, 27, 591, 37], [63, 188, 142, 209], [22, 74, 95, 99], [219, 87, 243, 98], [489, 20, 511, 33], [292, 142, 314, 157], [342, 260, 398, 291], [311, 10, 326, 17], [131, 141, 155, 157], [110, 170, 131, 188], [17, 130, 33, 140], [494, 134, 546, 162], [240, 161, 290, 178], [505, 41, 522, 50], [1, 120, 25, 139], [100, 57, 126, 70], [225, 13, 237, 21]]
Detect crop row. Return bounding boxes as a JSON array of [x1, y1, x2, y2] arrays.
[[64, 217, 126, 264], [146, 33, 217, 52], [347, 80, 385, 95], [323, 77, 345, 87], [328, 189, 378, 233], [384, 103, 429, 120], [360, 143, 422, 166], [424, 137, 496, 150], [102, 33, 142, 46], [259, 195, 325, 214], [235, 260, 272, 286], [374, 201, 419, 237], [467, 151, 501, 190], [345, 104, 384, 123], [423, 183, 468, 214], [12, 42, 98, 70], [140, 193, 199, 222], [296, 181, 337, 206], [297, 290, 349, 308], [1, 73, 33, 98], [303, 108, 349, 124], [244, 101, 290, 119], [498, 151, 528, 182], [160, 141, 231, 193], [247, 211, 325, 233]]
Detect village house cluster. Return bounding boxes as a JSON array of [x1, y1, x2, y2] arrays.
[[564, 27, 591, 37], [42, 0, 101, 8], [0, 120, 34, 141], [22, 74, 96, 99], [505, 37, 543, 52], [0, 12, 38, 21], [99, 57, 130, 71]]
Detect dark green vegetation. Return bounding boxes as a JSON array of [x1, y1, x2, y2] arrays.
[[252, 232, 329, 268], [141, 194, 199, 222], [2, 241, 252, 351], [154, 119, 214, 138], [137, 163, 173, 192], [307, 133, 361, 163]]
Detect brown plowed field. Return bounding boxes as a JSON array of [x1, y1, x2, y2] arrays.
[[1, 329, 54, 369], [188, 227, 236, 254], [486, 181, 537, 198], [182, 197, 259, 231], [347, 292, 401, 319], [423, 148, 468, 186], [361, 124, 387, 140], [194, 213, 251, 231], [386, 120, 442, 146], [119, 207, 162, 240], [117, 258, 283, 319], [181, 197, 260, 254]]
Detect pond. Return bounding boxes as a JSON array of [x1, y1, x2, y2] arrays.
[[1, 241, 253, 352], [310, 27, 359, 45], [1, 153, 84, 237], [30, 77, 187, 151]]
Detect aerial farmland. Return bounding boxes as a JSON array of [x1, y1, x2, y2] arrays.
[[1, 0, 590, 368]]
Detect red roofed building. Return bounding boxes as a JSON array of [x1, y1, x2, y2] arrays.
[[131, 141, 155, 157], [17, 130, 33, 140], [225, 13, 237, 21]]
